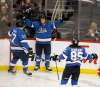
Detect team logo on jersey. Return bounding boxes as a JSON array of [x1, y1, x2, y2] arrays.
[[38, 27, 47, 33]]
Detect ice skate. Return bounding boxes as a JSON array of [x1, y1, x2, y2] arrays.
[[46, 67, 52, 72], [8, 69, 16, 74], [24, 71, 32, 76], [34, 66, 40, 71]]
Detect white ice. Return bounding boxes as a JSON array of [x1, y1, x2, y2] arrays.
[[0, 72, 100, 87]]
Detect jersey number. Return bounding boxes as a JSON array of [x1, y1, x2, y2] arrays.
[[71, 51, 83, 61], [11, 32, 16, 44]]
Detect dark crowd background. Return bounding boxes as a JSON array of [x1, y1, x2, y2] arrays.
[[0, 0, 100, 41]]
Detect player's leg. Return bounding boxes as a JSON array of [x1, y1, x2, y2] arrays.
[[71, 66, 80, 87], [44, 44, 52, 71], [8, 51, 19, 74], [60, 65, 71, 87], [34, 43, 42, 71], [21, 51, 32, 76]]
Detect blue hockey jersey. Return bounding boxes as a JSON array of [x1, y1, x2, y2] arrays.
[[8, 27, 30, 53], [25, 19, 62, 44], [59, 46, 90, 66]]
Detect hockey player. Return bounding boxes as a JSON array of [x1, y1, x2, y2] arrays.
[[52, 39, 98, 87], [8, 20, 34, 76], [25, 14, 63, 71]]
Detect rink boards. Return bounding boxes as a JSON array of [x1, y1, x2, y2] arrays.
[[0, 38, 100, 75]]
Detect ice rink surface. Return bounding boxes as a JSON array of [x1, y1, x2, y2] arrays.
[[0, 71, 100, 87]]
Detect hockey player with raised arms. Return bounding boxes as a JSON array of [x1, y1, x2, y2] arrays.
[[8, 20, 34, 76], [52, 39, 98, 87], [25, 14, 63, 71]]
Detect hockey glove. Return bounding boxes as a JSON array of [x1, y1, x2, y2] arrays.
[[91, 53, 98, 59], [91, 53, 98, 64], [51, 55, 58, 61], [28, 48, 35, 61]]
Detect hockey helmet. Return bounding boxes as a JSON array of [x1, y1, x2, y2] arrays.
[[16, 20, 25, 27], [72, 38, 79, 46]]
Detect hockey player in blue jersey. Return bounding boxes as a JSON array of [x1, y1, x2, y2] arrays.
[[52, 39, 98, 87], [25, 14, 63, 71], [8, 20, 34, 76]]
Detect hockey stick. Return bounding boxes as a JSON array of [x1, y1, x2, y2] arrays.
[[55, 60, 60, 80], [51, 0, 59, 21], [51, 0, 62, 22], [52, 38, 60, 80], [51, 0, 64, 81]]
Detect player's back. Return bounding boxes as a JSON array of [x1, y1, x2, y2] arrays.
[[64, 46, 87, 66], [9, 27, 27, 47]]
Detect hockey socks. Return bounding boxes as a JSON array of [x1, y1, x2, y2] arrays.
[[60, 79, 68, 87], [71, 80, 78, 87]]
